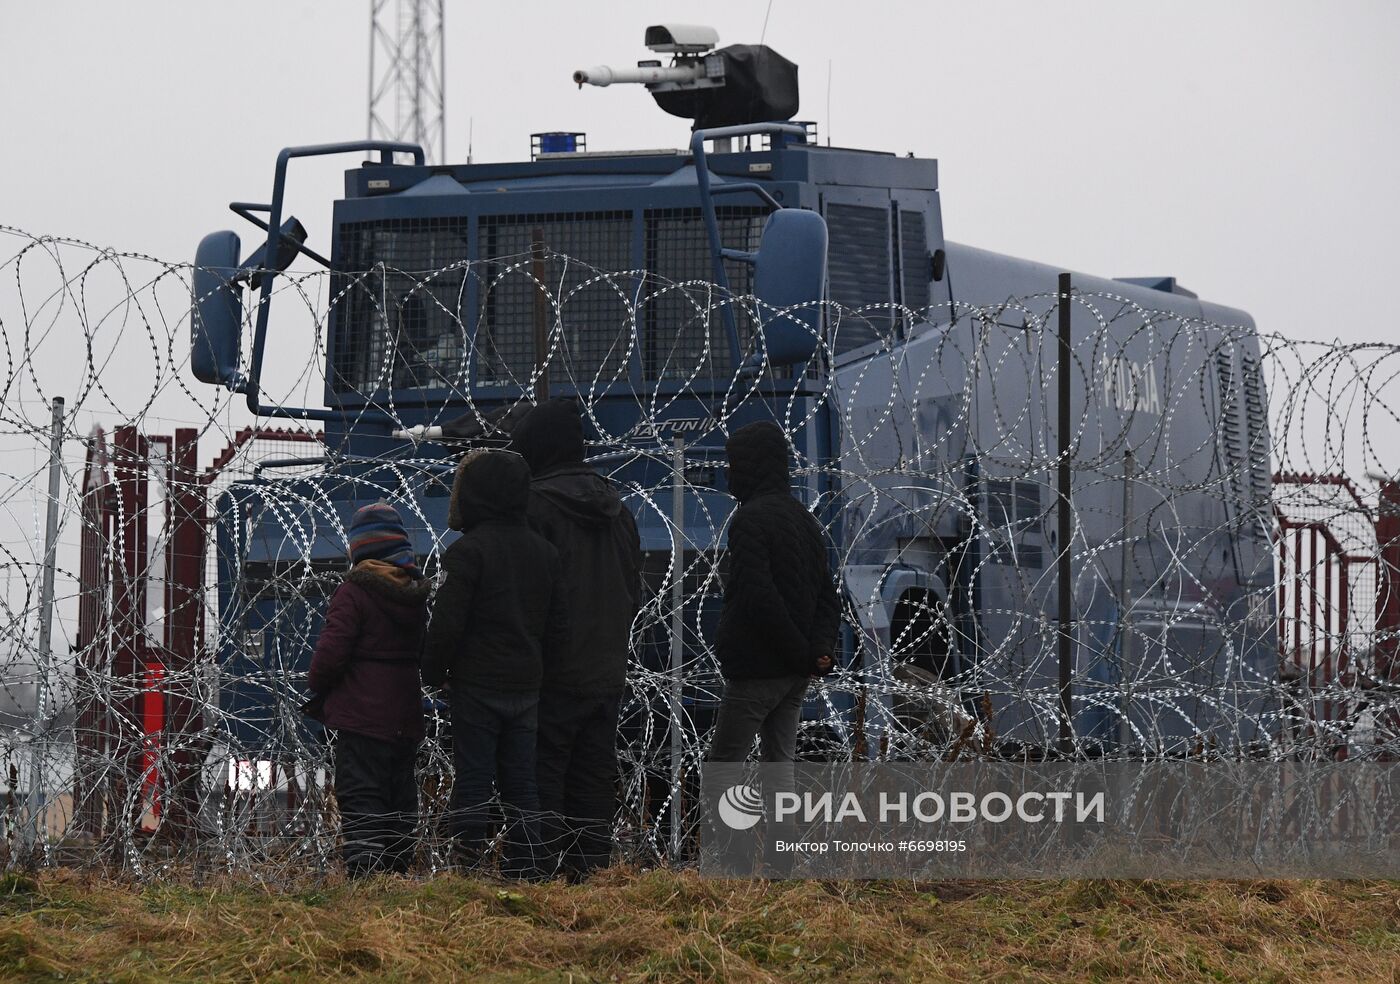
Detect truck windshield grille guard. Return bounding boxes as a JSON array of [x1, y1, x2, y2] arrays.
[[329, 206, 767, 398], [332, 217, 471, 395], [644, 207, 765, 380], [477, 211, 633, 389]]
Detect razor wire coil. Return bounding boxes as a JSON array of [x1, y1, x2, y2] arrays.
[[0, 224, 1396, 877]]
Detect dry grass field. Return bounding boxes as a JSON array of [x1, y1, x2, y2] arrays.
[[1, 869, 1398, 983]]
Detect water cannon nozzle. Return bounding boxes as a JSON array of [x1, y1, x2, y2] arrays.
[[571, 23, 797, 129]]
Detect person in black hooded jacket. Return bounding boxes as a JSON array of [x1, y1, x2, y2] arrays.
[[708, 420, 842, 763], [510, 398, 642, 880], [422, 449, 570, 879]]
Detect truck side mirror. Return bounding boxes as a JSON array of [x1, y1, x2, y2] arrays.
[[191, 230, 245, 388], [751, 208, 827, 367]]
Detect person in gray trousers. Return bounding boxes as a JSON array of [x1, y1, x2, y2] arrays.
[[707, 421, 841, 763]]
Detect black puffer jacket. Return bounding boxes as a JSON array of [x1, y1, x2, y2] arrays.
[[715, 420, 842, 680], [511, 399, 642, 695], [422, 450, 570, 693]]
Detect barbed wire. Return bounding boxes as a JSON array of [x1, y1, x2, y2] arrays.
[[0, 225, 1396, 878]]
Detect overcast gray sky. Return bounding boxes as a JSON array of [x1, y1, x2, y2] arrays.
[[3, 0, 1398, 348]]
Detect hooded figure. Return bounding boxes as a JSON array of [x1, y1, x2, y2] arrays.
[[308, 502, 431, 876], [424, 448, 568, 691], [723, 416, 793, 505], [510, 398, 642, 693], [423, 449, 570, 879], [709, 420, 842, 764], [510, 398, 642, 880]]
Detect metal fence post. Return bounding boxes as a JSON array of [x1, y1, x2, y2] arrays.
[[531, 229, 550, 404], [1057, 274, 1075, 756], [669, 435, 686, 860], [1117, 449, 1135, 753], [26, 396, 65, 855]]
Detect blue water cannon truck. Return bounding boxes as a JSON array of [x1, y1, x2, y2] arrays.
[[190, 25, 1278, 762]]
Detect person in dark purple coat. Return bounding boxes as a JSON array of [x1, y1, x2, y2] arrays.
[[308, 502, 430, 877]]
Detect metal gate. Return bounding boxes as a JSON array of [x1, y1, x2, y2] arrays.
[[1274, 473, 1390, 757], [75, 425, 204, 839]]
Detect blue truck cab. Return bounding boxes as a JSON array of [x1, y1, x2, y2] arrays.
[[191, 28, 1277, 761]]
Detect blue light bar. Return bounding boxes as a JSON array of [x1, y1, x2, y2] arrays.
[[531, 132, 587, 159]]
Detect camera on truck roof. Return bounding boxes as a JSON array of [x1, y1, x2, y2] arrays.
[[644, 24, 719, 55]]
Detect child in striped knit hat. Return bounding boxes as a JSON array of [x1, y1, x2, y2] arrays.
[[308, 501, 430, 877]]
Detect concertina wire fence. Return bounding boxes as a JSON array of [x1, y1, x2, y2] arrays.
[[0, 224, 1396, 878]]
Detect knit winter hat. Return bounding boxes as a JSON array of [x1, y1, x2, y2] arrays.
[[347, 502, 416, 570]]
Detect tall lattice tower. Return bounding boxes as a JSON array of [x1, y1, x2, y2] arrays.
[[368, 0, 446, 163]]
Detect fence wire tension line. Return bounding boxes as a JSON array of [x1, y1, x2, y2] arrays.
[[0, 214, 1396, 879]]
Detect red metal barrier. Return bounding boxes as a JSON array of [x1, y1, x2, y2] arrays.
[[1375, 481, 1400, 753], [76, 424, 325, 837], [163, 428, 205, 836], [1275, 473, 1383, 757], [74, 425, 205, 836], [74, 428, 113, 836]]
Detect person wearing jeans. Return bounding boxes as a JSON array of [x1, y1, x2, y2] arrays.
[[708, 677, 813, 763], [704, 421, 842, 877], [447, 688, 543, 876], [708, 421, 842, 764], [422, 450, 570, 879]]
